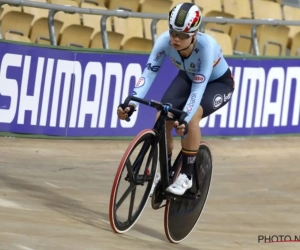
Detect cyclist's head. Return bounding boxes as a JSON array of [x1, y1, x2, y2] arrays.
[[168, 3, 201, 51], [168, 3, 202, 34]]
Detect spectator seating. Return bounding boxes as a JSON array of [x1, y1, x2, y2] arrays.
[[0, 0, 300, 56]]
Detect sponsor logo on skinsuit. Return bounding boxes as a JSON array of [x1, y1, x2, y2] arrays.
[[194, 74, 205, 83], [213, 94, 223, 109], [185, 93, 197, 114], [146, 63, 160, 72], [197, 57, 202, 71], [224, 92, 232, 102], [154, 50, 165, 62], [135, 77, 145, 87], [170, 57, 182, 68]]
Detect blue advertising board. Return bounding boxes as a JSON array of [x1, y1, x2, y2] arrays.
[[0, 41, 299, 136]]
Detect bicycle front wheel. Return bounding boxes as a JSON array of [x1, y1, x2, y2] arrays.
[[109, 129, 158, 234]]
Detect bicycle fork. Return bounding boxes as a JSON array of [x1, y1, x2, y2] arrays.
[[125, 136, 158, 186]]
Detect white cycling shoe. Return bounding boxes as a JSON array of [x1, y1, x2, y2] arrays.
[[166, 173, 192, 196]]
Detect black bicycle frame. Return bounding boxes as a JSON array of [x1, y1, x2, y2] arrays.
[[123, 95, 188, 191], [152, 108, 171, 192]]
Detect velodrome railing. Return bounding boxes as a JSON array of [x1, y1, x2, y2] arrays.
[[1, 0, 300, 55]]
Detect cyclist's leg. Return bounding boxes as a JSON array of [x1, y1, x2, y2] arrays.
[[200, 68, 235, 119], [180, 105, 203, 174], [167, 68, 235, 195], [150, 70, 191, 196], [166, 107, 202, 195], [160, 70, 192, 167]]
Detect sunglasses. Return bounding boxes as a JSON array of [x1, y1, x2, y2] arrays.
[[169, 29, 194, 39]]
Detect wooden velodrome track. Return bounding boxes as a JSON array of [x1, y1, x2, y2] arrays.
[[0, 135, 299, 250]]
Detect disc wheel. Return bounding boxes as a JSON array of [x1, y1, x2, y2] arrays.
[[164, 142, 213, 243]]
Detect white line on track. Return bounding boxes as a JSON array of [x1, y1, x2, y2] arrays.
[[15, 244, 35, 250], [1, 232, 23, 236], [44, 182, 60, 188], [0, 198, 25, 209]]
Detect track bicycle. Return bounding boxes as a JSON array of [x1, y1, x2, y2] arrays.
[[109, 95, 213, 243]]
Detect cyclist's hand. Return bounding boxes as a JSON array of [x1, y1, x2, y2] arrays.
[[117, 104, 136, 120], [174, 120, 186, 137], [117, 106, 130, 120]]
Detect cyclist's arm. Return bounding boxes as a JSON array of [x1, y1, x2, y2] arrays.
[[182, 48, 214, 124], [129, 34, 169, 107]]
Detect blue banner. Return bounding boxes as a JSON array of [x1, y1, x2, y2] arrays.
[[0, 41, 299, 136]]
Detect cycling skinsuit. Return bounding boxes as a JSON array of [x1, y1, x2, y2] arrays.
[[130, 30, 234, 123]]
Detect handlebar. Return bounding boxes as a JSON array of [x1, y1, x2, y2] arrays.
[[124, 96, 188, 126]]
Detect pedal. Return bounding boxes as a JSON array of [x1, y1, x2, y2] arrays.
[[157, 203, 166, 209], [164, 190, 198, 201]]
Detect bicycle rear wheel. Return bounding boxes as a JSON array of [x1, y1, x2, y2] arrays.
[[109, 129, 158, 234], [164, 142, 213, 243]]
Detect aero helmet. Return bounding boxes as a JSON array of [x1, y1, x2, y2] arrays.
[[169, 3, 202, 33]]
